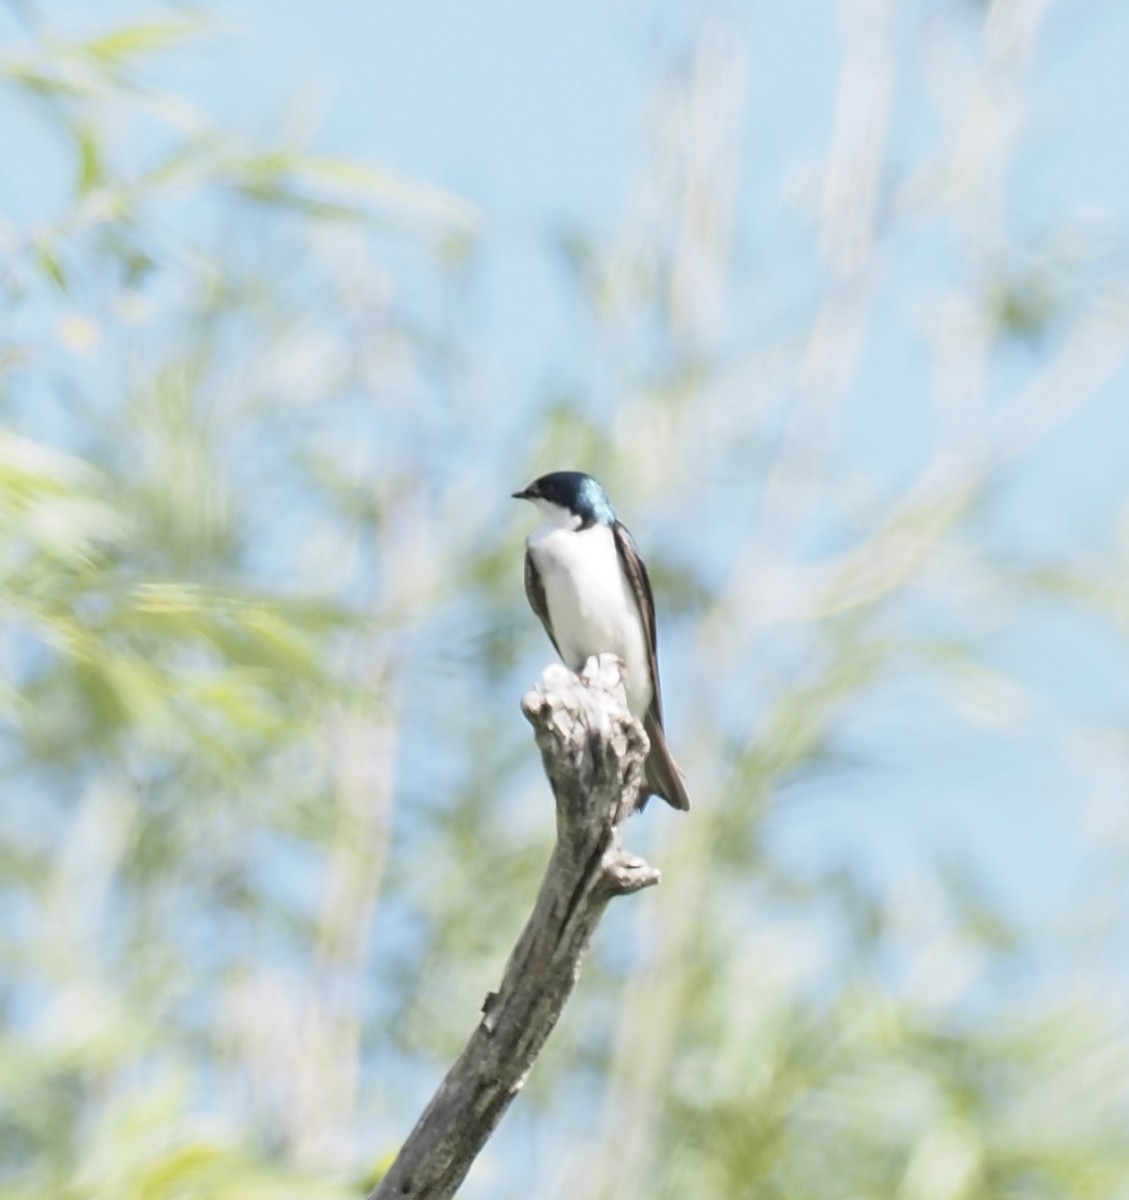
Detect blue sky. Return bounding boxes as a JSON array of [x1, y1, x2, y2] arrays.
[[5, 0, 1127, 939], [6, 1, 1129, 1189]]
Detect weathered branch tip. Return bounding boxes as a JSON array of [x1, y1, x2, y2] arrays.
[[367, 654, 658, 1200]]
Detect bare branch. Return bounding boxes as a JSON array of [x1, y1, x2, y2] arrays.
[[368, 654, 660, 1200]]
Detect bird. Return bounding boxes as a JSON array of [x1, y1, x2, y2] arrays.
[[512, 470, 690, 812]]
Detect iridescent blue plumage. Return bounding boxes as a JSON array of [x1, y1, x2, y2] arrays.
[[511, 470, 615, 528]]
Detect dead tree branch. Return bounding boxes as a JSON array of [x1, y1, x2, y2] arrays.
[[368, 654, 661, 1200]]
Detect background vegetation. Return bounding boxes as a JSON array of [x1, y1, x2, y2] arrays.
[[3, 1, 1129, 1196]]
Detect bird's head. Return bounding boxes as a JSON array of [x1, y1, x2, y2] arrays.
[[512, 470, 616, 530]]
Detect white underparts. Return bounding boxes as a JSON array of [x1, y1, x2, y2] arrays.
[[528, 517, 652, 720]]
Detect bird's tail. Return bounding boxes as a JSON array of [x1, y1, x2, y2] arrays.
[[641, 711, 690, 812]]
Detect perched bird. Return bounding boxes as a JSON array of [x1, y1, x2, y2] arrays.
[[513, 470, 690, 811]]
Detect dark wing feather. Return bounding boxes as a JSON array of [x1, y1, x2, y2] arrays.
[[524, 548, 561, 657], [613, 521, 689, 811], [644, 709, 691, 811], [612, 520, 664, 727]]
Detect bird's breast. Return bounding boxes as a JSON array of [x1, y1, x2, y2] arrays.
[[528, 523, 652, 717]]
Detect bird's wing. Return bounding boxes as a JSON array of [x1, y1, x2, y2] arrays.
[[612, 519, 664, 728], [523, 547, 561, 657], [613, 521, 689, 811], [643, 709, 691, 811]]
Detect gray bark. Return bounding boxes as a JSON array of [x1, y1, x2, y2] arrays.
[[368, 654, 661, 1200]]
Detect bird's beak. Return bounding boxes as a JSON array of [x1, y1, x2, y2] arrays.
[[511, 486, 533, 501]]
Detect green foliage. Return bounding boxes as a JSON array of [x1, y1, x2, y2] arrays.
[[0, 8, 474, 1195], [4, 4, 1129, 1200]]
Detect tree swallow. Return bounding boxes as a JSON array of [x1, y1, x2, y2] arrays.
[[513, 470, 690, 811]]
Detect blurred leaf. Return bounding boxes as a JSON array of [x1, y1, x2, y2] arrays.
[[989, 267, 1058, 344], [73, 123, 103, 194], [219, 149, 480, 234], [33, 239, 67, 291], [297, 155, 480, 232], [79, 21, 200, 67]]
